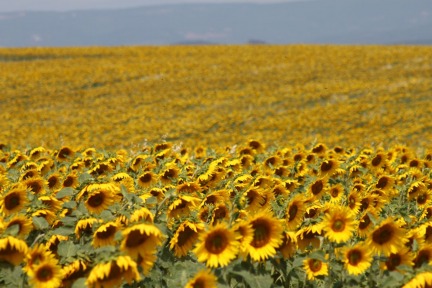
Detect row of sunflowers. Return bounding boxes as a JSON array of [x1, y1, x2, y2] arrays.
[[1, 45, 432, 149], [1, 141, 432, 287]]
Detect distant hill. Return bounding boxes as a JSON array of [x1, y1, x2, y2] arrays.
[[0, 0, 431, 47]]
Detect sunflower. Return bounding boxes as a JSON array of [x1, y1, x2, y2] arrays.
[[285, 194, 306, 231], [167, 195, 201, 220], [84, 187, 116, 215], [130, 207, 154, 223], [367, 217, 407, 256], [75, 218, 101, 239], [357, 210, 378, 238], [86, 255, 140, 288], [29, 147, 46, 160], [413, 244, 432, 268], [381, 246, 413, 272], [160, 164, 180, 185], [137, 171, 158, 188], [185, 270, 218, 288], [176, 181, 202, 195], [25, 244, 57, 272], [25, 177, 46, 195], [39, 195, 62, 213], [307, 178, 327, 200], [112, 172, 135, 193], [328, 183, 345, 203], [46, 235, 68, 254], [121, 223, 163, 261], [0, 236, 28, 265], [375, 175, 394, 191], [319, 159, 339, 178], [46, 173, 62, 191], [170, 221, 205, 257], [4, 214, 33, 239], [296, 224, 323, 251], [244, 213, 284, 261], [347, 190, 362, 215], [32, 209, 57, 225], [416, 190, 432, 209], [61, 260, 89, 287], [193, 222, 239, 267], [321, 205, 357, 243], [62, 173, 79, 188], [403, 272, 432, 288], [232, 220, 254, 258], [27, 260, 64, 288], [343, 243, 373, 275], [56, 146, 75, 161], [92, 221, 120, 248], [303, 258, 329, 280], [0, 186, 28, 216], [278, 231, 297, 259]]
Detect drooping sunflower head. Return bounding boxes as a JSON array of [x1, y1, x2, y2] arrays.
[[160, 164, 180, 185], [56, 146, 75, 161], [307, 178, 327, 200], [278, 231, 297, 259], [4, 214, 33, 239], [296, 225, 323, 252], [413, 245, 432, 268], [319, 159, 339, 178], [0, 236, 29, 265], [245, 213, 284, 262], [0, 186, 28, 216], [75, 217, 101, 239], [92, 221, 120, 248], [176, 181, 202, 195], [130, 207, 154, 224], [367, 217, 408, 256], [62, 173, 79, 188], [167, 195, 200, 220], [381, 246, 413, 272], [193, 222, 239, 268], [137, 171, 158, 188], [61, 260, 89, 287], [285, 194, 306, 231], [185, 270, 218, 288], [170, 221, 205, 258], [121, 223, 164, 260], [86, 255, 140, 288]]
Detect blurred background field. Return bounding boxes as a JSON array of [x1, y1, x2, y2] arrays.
[[1, 45, 432, 150]]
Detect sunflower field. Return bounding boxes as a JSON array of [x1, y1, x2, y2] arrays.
[[1, 45, 432, 287]]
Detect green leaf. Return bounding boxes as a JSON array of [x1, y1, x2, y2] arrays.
[[71, 277, 87, 288], [309, 250, 327, 262], [4, 224, 20, 236], [63, 201, 77, 209], [33, 216, 50, 230], [57, 241, 78, 258], [229, 271, 273, 288], [56, 187, 75, 199], [52, 226, 75, 236], [78, 172, 92, 184]]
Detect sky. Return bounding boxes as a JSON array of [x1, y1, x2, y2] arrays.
[[0, 0, 308, 12]]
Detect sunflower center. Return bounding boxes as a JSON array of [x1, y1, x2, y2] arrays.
[[36, 265, 54, 282], [177, 226, 195, 247], [332, 219, 345, 232], [103, 263, 122, 282], [87, 192, 104, 207], [311, 181, 323, 195], [205, 232, 228, 254], [320, 161, 333, 172], [63, 176, 74, 187], [288, 204, 298, 221], [330, 188, 340, 198], [414, 251, 430, 268], [309, 259, 322, 272], [193, 279, 206, 288], [417, 193, 427, 205], [372, 224, 393, 245], [5, 193, 20, 210], [376, 177, 388, 189], [251, 220, 271, 248], [371, 155, 382, 166], [359, 214, 371, 230], [386, 254, 401, 271], [348, 249, 362, 265], [140, 173, 152, 183], [48, 177, 59, 189], [96, 225, 117, 239], [348, 196, 356, 209], [28, 181, 43, 193], [125, 230, 149, 248]]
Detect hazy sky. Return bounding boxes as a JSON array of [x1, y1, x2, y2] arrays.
[[0, 0, 308, 12]]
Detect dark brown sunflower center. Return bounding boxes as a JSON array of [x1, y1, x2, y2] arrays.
[[87, 192, 104, 207], [311, 181, 323, 195], [36, 265, 54, 282], [376, 177, 388, 189], [332, 219, 345, 232], [372, 224, 393, 245], [414, 251, 430, 268], [417, 193, 427, 205], [96, 225, 117, 239], [359, 214, 371, 230], [125, 230, 149, 248], [205, 232, 228, 254], [140, 173, 152, 183], [331, 188, 340, 197], [348, 196, 356, 209], [162, 169, 177, 179], [48, 177, 59, 189], [103, 263, 122, 282], [371, 155, 382, 166], [63, 176, 74, 187], [320, 161, 333, 172], [5, 193, 20, 210], [213, 206, 227, 221], [348, 249, 362, 265], [177, 226, 195, 247], [251, 220, 271, 248], [288, 204, 298, 221], [386, 254, 401, 271], [309, 259, 322, 272], [28, 181, 42, 194], [193, 279, 205, 288]]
